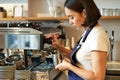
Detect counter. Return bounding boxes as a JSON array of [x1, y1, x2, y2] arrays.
[[106, 61, 120, 75], [106, 61, 120, 80], [107, 61, 120, 74]]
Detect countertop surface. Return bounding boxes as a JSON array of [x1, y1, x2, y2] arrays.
[[106, 61, 120, 75]]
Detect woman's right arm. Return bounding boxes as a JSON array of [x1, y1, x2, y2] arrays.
[[45, 33, 72, 58], [55, 44, 72, 58]]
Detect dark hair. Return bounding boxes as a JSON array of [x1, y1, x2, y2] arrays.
[[64, 0, 101, 26]]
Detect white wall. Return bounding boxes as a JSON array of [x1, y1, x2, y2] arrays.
[[0, 0, 28, 17], [28, 0, 66, 17], [94, 0, 120, 8]]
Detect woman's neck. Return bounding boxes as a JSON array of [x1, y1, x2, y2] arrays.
[[82, 26, 89, 31], [82, 23, 99, 31]]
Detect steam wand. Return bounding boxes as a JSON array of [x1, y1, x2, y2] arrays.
[[110, 30, 114, 61]]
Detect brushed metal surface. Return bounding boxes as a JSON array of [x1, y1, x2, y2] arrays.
[[0, 28, 43, 50], [107, 61, 120, 70], [106, 61, 120, 75]]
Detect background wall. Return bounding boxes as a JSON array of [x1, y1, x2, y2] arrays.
[[94, 0, 120, 8], [28, 0, 65, 17], [0, 0, 28, 17], [99, 19, 120, 61]]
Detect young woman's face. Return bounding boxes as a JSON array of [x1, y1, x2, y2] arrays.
[[65, 7, 86, 29]]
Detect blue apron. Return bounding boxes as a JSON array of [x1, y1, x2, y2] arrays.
[[68, 22, 97, 80], [68, 43, 84, 80]]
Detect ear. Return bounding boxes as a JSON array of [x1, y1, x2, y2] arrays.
[[82, 9, 86, 18]]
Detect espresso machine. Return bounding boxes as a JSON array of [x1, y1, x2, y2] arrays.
[[0, 27, 43, 68], [0, 23, 65, 80]]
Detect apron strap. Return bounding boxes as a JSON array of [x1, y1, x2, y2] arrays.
[[70, 22, 98, 66]]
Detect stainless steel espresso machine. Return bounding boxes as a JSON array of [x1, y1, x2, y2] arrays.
[[0, 27, 43, 49], [0, 25, 65, 80], [0, 27, 43, 68]]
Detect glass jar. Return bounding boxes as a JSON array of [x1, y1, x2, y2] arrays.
[[115, 8, 120, 16], [102, 8, 108, 16], [13, 5, 23, 17], [0, 7, 6, 18], [108, 9, 113, 16]]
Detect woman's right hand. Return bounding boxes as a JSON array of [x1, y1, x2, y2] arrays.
[[45, 33, 60, 46], [45, 33, 71, 58]]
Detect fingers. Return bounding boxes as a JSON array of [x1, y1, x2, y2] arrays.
[[44, 33, 54, 38], [55, 64, 62, 71], [55, 60, 68, 71], [45, 33, 59, 41], [58, 59, 62, 63]]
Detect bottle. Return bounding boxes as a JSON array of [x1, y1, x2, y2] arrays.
[[0, 7, 6, 18], [14, 5, 23, 17]]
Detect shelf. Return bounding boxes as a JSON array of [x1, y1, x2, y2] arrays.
[[26, 16, 68, 21], [101, 16, 120, 19], [0, 16, 120, 21], [0, 17, 26, 21], [0, 16, 68, 21]]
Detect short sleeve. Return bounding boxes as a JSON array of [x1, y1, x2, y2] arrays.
[[89, 28, 110, 52]]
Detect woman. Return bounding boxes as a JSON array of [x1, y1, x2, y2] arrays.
[[46, 0, 110, 80]]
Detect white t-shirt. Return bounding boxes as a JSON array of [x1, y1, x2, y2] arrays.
[[76, 24, 110, 70]]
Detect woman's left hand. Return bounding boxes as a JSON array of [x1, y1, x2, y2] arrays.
[[55, 59, 71, 71]]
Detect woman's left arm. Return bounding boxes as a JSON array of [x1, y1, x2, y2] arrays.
[[55, 51, 107, 80], [91, 51, 107, 80], [70, 51, 107, 80]]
